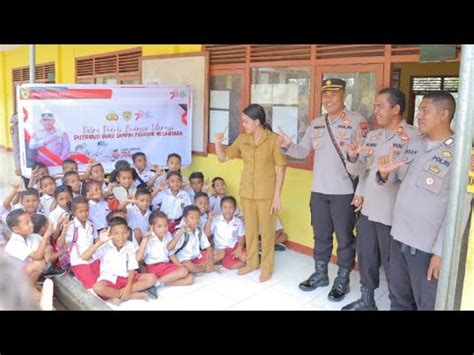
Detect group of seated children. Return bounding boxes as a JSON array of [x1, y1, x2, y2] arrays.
[[1, 151, 288, 306]]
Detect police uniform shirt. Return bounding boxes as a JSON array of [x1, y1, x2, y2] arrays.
[[88, 199, 110, 232], [152, 188, 192, 220], [284, 108, 368, 195], [94, 240, 139, 284], [4, 232, 42, 263], [126, 204, 151, 235], [65, 218, 96, 267], [143, 231, 173, 265], [346, 120, 420, 226], [173, 226, 211, 262], [211, 215, 245, 250], [387, 135, 461, 256]]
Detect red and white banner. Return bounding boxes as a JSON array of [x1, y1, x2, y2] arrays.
[[18, 84, 192, 177]]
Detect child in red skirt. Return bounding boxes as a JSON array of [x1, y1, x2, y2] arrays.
[[205, 196, 246, 270]]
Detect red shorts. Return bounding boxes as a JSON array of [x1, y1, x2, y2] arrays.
[[191, 250, 208, 265], [71, 260, 100, 289], [146, 262, 180, 278], [101, 273, 143, 290], [222, 243, 244, 269]]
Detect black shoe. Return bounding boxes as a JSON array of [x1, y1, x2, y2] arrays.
[[298, 261, 329, 291], [146, 286, 159, 300], [342, 286, 377, 310], [274, 243, 287, 251], [43, 266, 66, 278], [328, 267, 351, 302]]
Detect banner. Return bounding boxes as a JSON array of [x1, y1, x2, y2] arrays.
[[18, 84, 192, 177]]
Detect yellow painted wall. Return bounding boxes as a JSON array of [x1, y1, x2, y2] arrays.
[[393, 61, 460, 121], [0, 45, 201, 149]]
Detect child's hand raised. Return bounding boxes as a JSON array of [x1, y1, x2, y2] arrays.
[[99, 227, 111, 243], [157, 182, 167, 192], [202, 179, 211, 192], [11, 182, 22, 192]]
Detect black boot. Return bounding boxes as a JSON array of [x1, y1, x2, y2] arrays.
[[328, 267, 351, 302], [299, 261, 329, 291], [341, 286, 378, 310]]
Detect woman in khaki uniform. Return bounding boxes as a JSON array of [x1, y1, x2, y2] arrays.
[[215, 104, 287, 282]]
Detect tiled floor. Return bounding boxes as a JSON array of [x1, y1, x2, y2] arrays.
[[0, 152, 390, 310]]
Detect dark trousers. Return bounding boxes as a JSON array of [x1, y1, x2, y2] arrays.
[[356, 214, 391, 290], [310, 192, 356, 270], [389, 238, 438, 310]]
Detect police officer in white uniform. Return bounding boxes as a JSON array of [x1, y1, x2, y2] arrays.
[[342, 88, 419, 310], [278, 78, 368, 302], [377, 91, 470, 310]]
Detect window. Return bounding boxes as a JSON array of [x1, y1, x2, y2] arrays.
[[251, 67, 310, 162], [75, 48, 142, 84], [410, 76, 459, 126], [12, 62, 56, 111]]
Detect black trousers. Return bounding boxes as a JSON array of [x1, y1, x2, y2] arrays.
[[356, 214, 391, 290], [310, 192, 356, 270], [389, 238, 438, 310]]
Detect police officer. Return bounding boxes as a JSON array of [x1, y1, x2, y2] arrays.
[[377, 91, 469, 310], [278, 78, 368, 301], [342, 88, 419, 310], [29, 112, 70, 166]]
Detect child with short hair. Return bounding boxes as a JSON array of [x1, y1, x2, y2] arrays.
[[194, 192, 210, 230], [187, 172, 211, 200], [83, 180, 110, 233], [48, 185, 73, 230], [28, 162, 50, 190], [167, 205, 216, 274], [206, 196, 246, 270], [38, 176, 56, 218], [56, 159, 79, 186], [123, 187, 153, 244], [62, 171, 82, 197], [153, 153, 189, 190], [132, 152, 164, 188], [106, 209, 139, 249], [31, 213, 66, 269], [4, 209, 53, 300], [136, 210, 193, 286], [209, 177, 227, 215], [152, 171, 192, 232], [86, 217, 158, 304]]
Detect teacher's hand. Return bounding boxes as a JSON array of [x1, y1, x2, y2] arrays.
[[270, 195, 281, 215], [215, 126, 228, 145]]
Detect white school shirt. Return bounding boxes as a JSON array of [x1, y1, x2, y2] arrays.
[[199, 213, 208, 230], [4, 232, 42, 263], [135, 167, 154, 184], [152, 188, 192, 220], [40, 194, 55, 218], [112, 185, 137, 204], [209, 195, 222, 215], [88, 199, 110, 232], [94, 240, 139, 284], [127, 204, 151, 235], [143, 231, 173, 265], [49, 205, 68, 230], [211, 215, 245, 250], [173, 226, 211, 262], [65, 218, 96, 266]]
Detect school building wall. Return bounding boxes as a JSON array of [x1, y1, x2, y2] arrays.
[[0, 45, 472, 309]]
